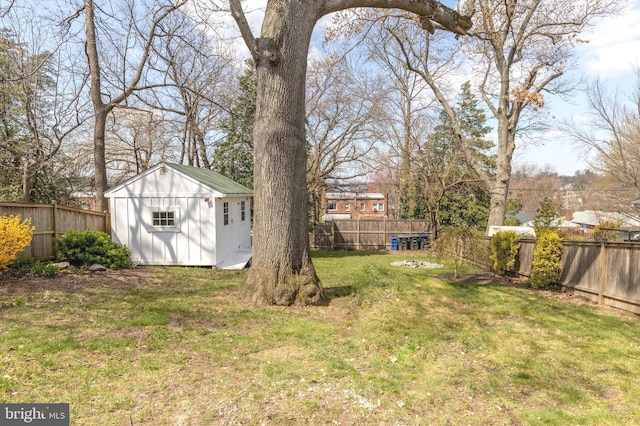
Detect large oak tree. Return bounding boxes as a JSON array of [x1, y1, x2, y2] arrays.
[[230, 0, 472, 306]]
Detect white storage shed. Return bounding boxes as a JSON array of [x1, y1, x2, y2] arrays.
[[104, 162, 253, 269]]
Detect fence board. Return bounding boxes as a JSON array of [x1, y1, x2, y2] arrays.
[[512, 238, 640, 314], [0, 203, 108, 260], [310, 219, 432, 250]]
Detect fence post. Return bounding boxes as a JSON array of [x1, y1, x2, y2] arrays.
[[331, 221, 335, 250], [384, 218, 387, 250], [104, 210, 110, 236], [599, 238, 607, 305], [52, 202, 58, 257]]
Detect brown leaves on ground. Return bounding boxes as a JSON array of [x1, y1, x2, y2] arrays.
[[0, 267, 158, 297]]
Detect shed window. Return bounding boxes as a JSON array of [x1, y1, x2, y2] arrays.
[[152, 211, 175, 227], [327, 202, 337, 212], [223, 202, 229, 225], [241, 201, 246, 221], [373, 203, 384, 212], [360, 202, 366, 211]]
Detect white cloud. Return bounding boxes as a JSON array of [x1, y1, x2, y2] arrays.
[[576, 1, 640, 77]]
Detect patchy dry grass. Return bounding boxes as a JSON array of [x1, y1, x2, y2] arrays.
[[1, 251, 639, 425]]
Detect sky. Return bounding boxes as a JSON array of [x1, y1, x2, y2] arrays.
[[213, 0, 640, 177], [516, 0, 640, 176]]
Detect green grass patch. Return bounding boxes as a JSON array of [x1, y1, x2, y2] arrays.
[[1, 253, 639, 425]]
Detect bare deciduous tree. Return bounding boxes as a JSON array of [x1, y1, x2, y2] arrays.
[[145, 10, 238, 169], [104, 107, 172, 183], [460, 0, 625, 228], [230, 0, 471, 305], [562, 74, 640, 192], [509, 165, 563, 215], [82, 0, 186, 212], [306, 53, 380, 222], [0, 11, 87, 203]]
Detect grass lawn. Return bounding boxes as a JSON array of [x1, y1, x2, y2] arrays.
[[1, 250, 639, 425]]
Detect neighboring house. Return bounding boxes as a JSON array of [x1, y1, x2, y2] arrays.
[[513, 211, 536, 225], [521, 210, 640, 239], [321, 191, 388, 221], [566, 210, 640, 237], [70, 191, 98, 211], [522, 216, 582, 233], [104, 162, 253, 269]]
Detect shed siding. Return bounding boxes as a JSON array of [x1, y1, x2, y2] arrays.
[[106, 164, 252, 267], [110, 195, 216, 266]]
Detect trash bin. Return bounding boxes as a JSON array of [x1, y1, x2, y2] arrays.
[[399, 237, 409, 250], [410, 236, 420, 250], [420, 234, 429, 249], [391, 236, 399, 251]]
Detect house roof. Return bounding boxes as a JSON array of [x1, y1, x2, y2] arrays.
[[325, 192, 385, 200], [105, 162, 253, 196], [522, 218, 581, 228], [570, 210, 640, 229], [165, 163, 253, 195]]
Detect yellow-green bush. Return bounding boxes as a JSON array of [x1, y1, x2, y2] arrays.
[[0, 215, 35, 270], [490, 231, 520, 276], [530, 230, 563, 289]]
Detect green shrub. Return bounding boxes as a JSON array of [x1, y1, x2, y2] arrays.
[[434, 227, 490, 278], [490, 231, 520, 276], [9, 257, 36, 274], [594, 220, 622, 241], [56, 230, 132, 269], [530, 230, 563, 289], [31, 261, 60, 277]]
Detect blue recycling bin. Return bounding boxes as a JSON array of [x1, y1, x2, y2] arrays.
[[391, 236, 399, 251]]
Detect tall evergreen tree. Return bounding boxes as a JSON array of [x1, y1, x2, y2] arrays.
[[416, 81, 494, 233], [533, 197, 559, 233], [212, 60, 256, 189]]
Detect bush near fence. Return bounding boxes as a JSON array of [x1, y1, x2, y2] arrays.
[[486, 236, 640, 315], [0, 203, 108, 260]]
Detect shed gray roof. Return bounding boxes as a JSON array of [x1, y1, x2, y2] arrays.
[[105, 162, 253, 197], [165, 163, 253, 195]]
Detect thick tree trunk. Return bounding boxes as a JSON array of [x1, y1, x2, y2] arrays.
[[21, 159, 33, 203], [238, 10, 324, 306], [232, 0, 471, 306], [486, 120, 516, 228], [93, 109, 109, 212], [85, 0, 108, 213]]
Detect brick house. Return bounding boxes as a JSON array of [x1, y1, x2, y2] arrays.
[[321, 191, 388, 221]]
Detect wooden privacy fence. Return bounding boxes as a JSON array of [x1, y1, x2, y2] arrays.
[[0, 202, 108, 260], [311, 219, 432, 250], [443, 234, 640, 315], [513, 239, 640, 314]]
